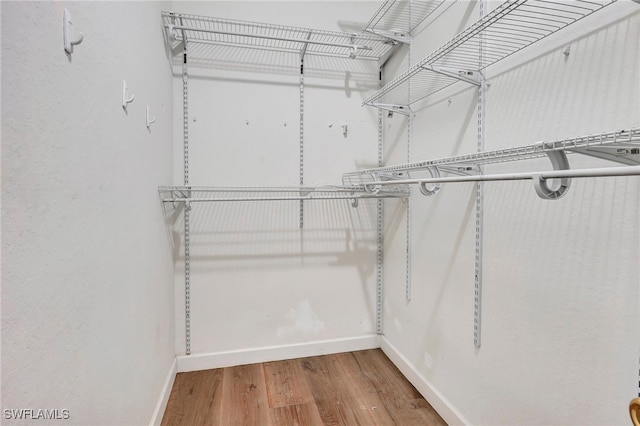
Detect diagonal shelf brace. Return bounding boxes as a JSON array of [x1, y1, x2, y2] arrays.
[[369, 103, 413, 117], [568, 145, 640, 166], [365, 28, 411, 44], [421, 65, 482, 86]]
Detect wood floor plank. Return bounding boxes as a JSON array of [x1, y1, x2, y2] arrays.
[[269, 402, 324, 426], [301, 355, 362, 426], [326, 352, 396, 425], [352, 349, 447, 426], [217, 363, 272, 426], [162, 350, 448, 426], [264, 359, 314, 408], [161, 369, 223, 426]]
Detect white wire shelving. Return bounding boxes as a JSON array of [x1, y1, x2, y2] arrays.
[[343, 127, 640, 199], [363, 0, 446, 43], [363, 0, 616, 113], [162, 11, 399, 70], [159, 185, 410, 204]]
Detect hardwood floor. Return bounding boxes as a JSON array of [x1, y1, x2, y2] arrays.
[[161, 349, 447, 426]]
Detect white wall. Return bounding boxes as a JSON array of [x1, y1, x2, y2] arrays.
[[168, 2, 383, 360], [382, 1, 640, 425], [1, 2, 174, 425]]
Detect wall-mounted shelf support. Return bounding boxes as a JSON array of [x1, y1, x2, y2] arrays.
[[422, 65, 482, 86], [370, 103, 413, 117], [533, 150, 571, 199]]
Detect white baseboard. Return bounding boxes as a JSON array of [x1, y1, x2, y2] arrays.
[[149, 357, 177, 426], [176, 334, 381, 373], [380, 336, 469, 426]]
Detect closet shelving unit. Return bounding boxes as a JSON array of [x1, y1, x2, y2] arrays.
[[352, 0, 638, 348], [160, 10, 408, 355], [363, 0, 617, 115], [161, 11, 400, 68], [343, 128, 640, 198], [362, 0, 446, 43], [159, 185, 409, 204]]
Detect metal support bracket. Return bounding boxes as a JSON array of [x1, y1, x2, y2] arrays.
[[365, 28, 411, 44], [418, 167, 442, 196], [369, 103, 413, 117], [422, 65, 482, 86], [533, 150, 571, 200], [439, 164, 481, 176]]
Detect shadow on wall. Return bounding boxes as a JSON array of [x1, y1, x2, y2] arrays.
[[161, 198, 379, 284]]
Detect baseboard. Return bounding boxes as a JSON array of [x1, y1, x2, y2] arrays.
[[149, 357, 177, 426], [176, 334, 381, 373], [380, 336, 469, 425]]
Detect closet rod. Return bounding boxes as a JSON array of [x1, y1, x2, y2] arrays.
[[167, 25, 372, 51], [364, 165, 640, 187]]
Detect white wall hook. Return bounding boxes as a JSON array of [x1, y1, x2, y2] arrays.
[[146, 105, 157, 129], [563, 45, 571, 58], [63, 9, 84, 54], [122, 80, 135, 111]]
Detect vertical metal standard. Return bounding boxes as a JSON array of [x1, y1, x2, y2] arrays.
[[376, 66, 384, 335], [182, 39, 191, 355], [406, 9, 413, 303], [474, 0, 486, 350], [299, 62, 305, 228]]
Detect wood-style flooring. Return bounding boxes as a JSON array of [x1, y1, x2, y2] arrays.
[[161, 349, 447, 426]]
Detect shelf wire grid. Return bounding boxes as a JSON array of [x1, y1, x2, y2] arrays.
[[363, 0, 446, 38], [364, 0, 616, 107], [343, 128, 640, 183], [159, 185, 410, 203], [162, 11, 396, 65]]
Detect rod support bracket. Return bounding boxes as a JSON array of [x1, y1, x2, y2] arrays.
[[533, 150, 571, 200], [418, 167, 442, 196]]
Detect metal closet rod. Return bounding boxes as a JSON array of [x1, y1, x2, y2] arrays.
[[364, 165, 640, 187], [167, 25, 373, 51]]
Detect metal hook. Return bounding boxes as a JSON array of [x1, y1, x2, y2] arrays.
[[351, 198, 358, 208], [146, 105, 157, 129], [122, 80, 135, 111]]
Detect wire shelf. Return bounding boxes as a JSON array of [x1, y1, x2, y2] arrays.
[[159, 185, 410, 203], [162, 11, 398, 69], [343, 127, 640, 183], [363, 0, 446, 41], [363, 0, 616, 108]]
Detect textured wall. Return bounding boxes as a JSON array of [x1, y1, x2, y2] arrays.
[[1, 2, 174, 424], [382, 1, 640, 424]]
